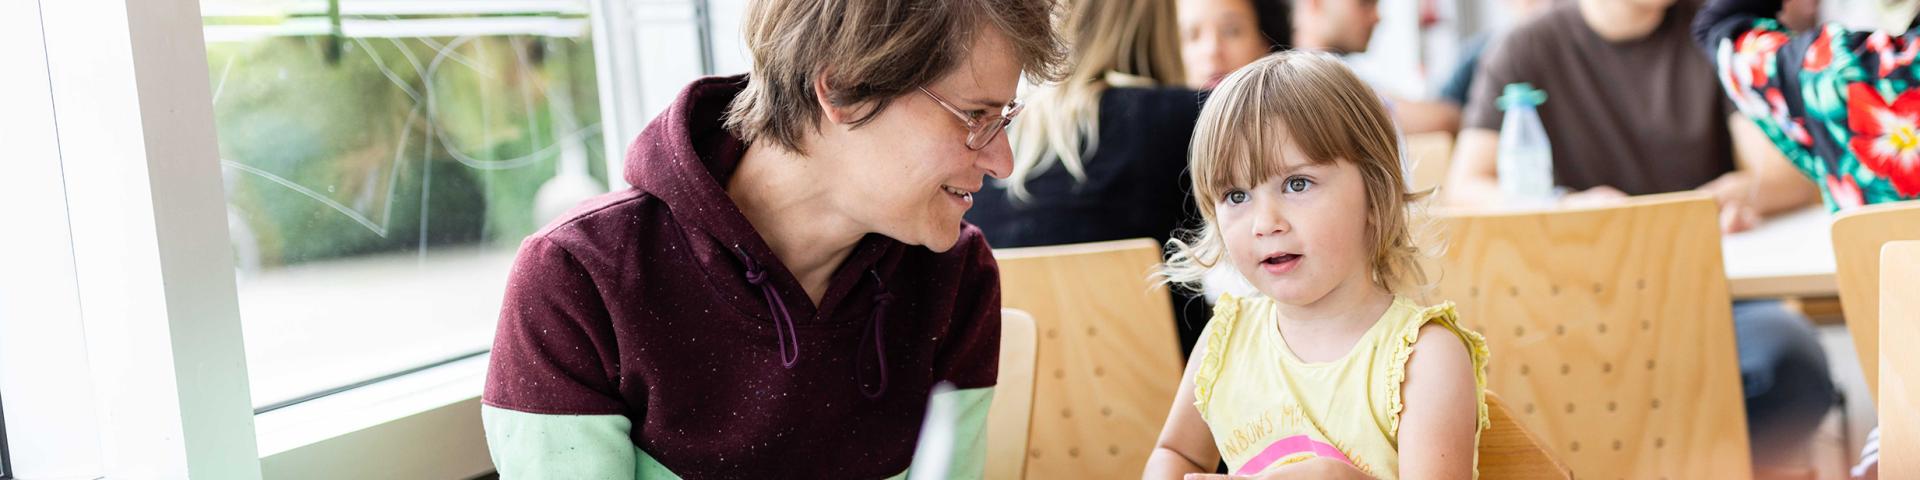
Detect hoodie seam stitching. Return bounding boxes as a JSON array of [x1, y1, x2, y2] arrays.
[[531, 191, 656, 241], [516, 235, 634, 415]]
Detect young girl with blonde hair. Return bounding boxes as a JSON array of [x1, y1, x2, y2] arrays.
[[1144, 51, 1488, 479]]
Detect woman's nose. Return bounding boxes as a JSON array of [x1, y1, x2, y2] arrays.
[[977, 133, 1014, 179]]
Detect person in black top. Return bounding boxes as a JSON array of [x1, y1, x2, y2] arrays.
[[966, 0, 1215, 354]]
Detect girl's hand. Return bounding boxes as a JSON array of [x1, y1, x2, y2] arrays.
[[1182, 457, 1373, 480]]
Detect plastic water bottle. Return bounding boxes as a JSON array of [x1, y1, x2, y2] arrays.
[[1496, 83, 1557, 207]]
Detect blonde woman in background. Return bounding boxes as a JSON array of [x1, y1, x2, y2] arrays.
[[966, 0, 1217, 353]]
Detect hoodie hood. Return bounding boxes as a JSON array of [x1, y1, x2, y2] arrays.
[[624, 75, 753, 239]]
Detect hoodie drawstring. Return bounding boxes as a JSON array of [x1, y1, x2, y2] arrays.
[[737, 248, 892, 398], [741, 250, 801, 368], [858, 271, 893, 399]]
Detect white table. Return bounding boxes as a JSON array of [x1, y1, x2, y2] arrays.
[[1202, 205, 1840, 303], [1722, 205, 1838, 299]]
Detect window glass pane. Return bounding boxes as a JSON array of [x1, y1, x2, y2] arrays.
[[201, 0, 606, 409]]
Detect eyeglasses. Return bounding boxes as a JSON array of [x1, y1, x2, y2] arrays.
[[919, 87, 1023, 151]]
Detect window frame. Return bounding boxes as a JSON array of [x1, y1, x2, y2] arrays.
[[30, 0, 260, 476], [1, 1, 109, 476], [200, 2, 600, 411], [1, 391, 11, 480], [6, 0, 724, 477]]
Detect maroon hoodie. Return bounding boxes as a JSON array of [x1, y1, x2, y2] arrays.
[[482, 75, 1002, 479]]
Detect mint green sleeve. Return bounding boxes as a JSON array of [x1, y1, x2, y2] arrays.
[[484, 388, 993, 480], [483, 405, 674, 479], [901, 386, 995, 480]]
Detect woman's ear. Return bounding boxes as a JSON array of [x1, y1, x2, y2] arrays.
[[812, 72, 863, 125], [813, 69, 882, 126]]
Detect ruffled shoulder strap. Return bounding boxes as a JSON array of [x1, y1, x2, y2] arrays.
[[1383, 301, 1491, 438], [1191, 293, 1251, 420]]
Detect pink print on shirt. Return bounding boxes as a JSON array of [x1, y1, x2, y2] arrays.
[[1237, 434, 1356, 475]]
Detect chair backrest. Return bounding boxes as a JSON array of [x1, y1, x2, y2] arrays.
[[1831, 200, 1920, 396], [986, 308, 1039, 480], [1431, 194, 1752, 479], [1407, 132, 1455, 193], [1880, 241, 1920, 479], [993, 238, 1184, 479], [1479, 391, 1572, 480]]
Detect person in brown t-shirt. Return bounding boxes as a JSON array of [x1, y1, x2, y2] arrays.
[[1439, 0, 1835, 466], [1441, 0, 1817, 233]]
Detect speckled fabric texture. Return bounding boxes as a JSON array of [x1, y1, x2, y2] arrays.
[[483, 75, 1003, 479]]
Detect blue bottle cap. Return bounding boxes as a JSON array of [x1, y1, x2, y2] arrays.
[[1497, 83, 1548, 111]]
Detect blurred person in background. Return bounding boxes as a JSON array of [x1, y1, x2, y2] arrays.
[[1179, 0, 1293, 89], [1776, 0, 1821, 31], [1439, 0, 1806, 112], [967, 0, 1218, 354], [1696, 0, 1920, 475], [1440, 0, 1835, 469], [1436, 0, 1555, 113], [1180, 0, 1463, 132]]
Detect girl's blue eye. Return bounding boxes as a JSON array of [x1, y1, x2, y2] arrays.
[[1225, 190, 1250, 204], [1284, 176, 1314, 193]]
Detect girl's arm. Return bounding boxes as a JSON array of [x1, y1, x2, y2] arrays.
[[1144, 340, 1221, 478], [1395, 323, 1481, 480]]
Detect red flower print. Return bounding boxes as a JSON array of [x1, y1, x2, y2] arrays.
[[1866, 33, 1920, 78], [1803, 30, 1833, 72], [1719, 33, 1776, 122], [1735, 29, 1789, 88], [1847, 83, 1920, 196], [1791, 119, 1813, 146], [1763, 88, 1814, 145], [1825, 173, 1866, 210]]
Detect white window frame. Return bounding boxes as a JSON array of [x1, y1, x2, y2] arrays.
[[0, 1, 106, 475], [3, 0, 727, 478], [590, 0, 718, 190], [6, 0, 260, 477], [0, 390, 11, 480]]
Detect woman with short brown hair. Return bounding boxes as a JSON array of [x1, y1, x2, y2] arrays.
[[481, 0, 1065, 477]]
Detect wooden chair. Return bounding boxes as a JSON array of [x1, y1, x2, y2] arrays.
[[986, 308, 1039, 480], [1880, 241, 1920, 479], [1431, 193, 1753, 479], [1480, 391, 1573, 479], [1830, 200, 1920, 396], [993, 239, 1185, 479], [1407, 132, 1455, 194]]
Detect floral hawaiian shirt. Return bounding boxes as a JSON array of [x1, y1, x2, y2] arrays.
[[1696, 0, 1920, 210]]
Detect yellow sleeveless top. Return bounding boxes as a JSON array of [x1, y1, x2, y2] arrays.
[[1193, 294, 1491, 479]]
